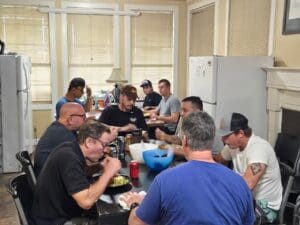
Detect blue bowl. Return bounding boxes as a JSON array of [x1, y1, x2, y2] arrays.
[[143, 149, 174, 172]]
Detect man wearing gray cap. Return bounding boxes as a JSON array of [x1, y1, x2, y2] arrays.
[[140, 79, 161, 109], [215, 112, 282, 224]]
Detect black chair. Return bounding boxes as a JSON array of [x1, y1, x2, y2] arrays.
[[6, 173, 34, 225], [293, 195, 300, 225], [15, 151, 37, 190], [274, 133, 300, 224]]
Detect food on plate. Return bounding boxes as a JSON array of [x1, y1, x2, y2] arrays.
[[109, 175, 129, 187], [158, 144, 170, 150]]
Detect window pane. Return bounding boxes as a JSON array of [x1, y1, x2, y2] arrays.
[[68, 14, 113, 64], [131, 12, 174, 98], [31, 66, 51, 102], [67, 14, 113, 96], [131, 13, 173, 65], [69, 66, 113, 93], [0, 5, 51, 102]]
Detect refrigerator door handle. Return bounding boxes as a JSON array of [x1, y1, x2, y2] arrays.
[[17, 62, 30, 118], [202, 100, 217, 105]]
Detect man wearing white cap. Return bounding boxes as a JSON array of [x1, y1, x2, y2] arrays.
[[215, 112, 282, 224], [140, 79, 161, 109]]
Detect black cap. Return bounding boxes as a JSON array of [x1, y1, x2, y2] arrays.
[[140, 79, 152, 88], [218, 112, 249, 137]]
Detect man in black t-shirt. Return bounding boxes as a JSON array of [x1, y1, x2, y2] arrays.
[[32, 121, 121, 225], [99, 85, 148, 136], [34, 102, 86, 177], [140, 79, 161, 109]]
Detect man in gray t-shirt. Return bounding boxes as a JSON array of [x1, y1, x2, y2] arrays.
[[150, 79, 180, 134]]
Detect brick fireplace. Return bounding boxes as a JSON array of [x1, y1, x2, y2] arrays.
[[265, 67, 300, 146]]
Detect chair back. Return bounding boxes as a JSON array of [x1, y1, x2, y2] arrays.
[[275, 133, 300, 168], [15, 151, 37, 190], [293, 195, 300, 225], [274, 133, 300, 224], [6, 173, 34, 225]]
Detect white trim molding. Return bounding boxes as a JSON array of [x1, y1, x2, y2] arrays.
[[38, 7, 140, 16], [265, 67, 300, 146]]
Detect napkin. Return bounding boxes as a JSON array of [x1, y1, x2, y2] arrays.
[[117, 191, 147, 210]]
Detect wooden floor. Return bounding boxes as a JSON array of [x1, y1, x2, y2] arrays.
[[0, 173, 19, 225]]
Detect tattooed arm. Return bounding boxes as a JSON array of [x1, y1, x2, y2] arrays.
[[243, 163, 267, 190]]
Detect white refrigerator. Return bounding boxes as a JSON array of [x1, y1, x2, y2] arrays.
[[0, 54, 33, 173], [188, 56, 273, 139]]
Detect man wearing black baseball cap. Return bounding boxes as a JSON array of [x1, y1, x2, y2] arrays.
[[215, 112, 282, 224], [99, 85, 147, 136], [140, 79, 161, 109]]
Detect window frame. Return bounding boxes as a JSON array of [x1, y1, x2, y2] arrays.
[[124, 4, 179, 95], [0, 0, 57, 114], [61, 1, 119, 96]]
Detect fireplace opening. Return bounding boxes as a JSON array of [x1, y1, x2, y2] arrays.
[[281, 108, 300, 137]]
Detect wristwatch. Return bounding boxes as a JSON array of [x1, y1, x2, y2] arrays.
[[130, 202, 139, 211]]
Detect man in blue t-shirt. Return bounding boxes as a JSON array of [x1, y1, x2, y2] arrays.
[[122, 111, 255, 225], [56, 77, 93, 119]]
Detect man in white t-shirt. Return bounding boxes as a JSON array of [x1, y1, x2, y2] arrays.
[[215, 112, 282, 223]]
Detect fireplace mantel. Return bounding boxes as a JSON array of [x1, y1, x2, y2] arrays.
[[265, 67, 300, 146]]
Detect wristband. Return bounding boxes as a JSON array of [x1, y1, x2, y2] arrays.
[[130, 202, 139, 210]]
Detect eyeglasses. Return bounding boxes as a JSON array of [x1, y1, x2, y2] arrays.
[[70, 114, 86, 119], [94, 138, 109, 148]]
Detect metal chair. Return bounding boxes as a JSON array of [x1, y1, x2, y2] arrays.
[[15, 151, 37, 190], [6, 173, 34, 225]]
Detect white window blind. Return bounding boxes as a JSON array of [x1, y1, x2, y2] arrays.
[[131, 12, 173, 97], [67, 14, 114, 92], [0, 5, 51, 102]]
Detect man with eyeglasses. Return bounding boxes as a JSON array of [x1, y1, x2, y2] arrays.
[[32, 120, 121, 225], [56, 77, 93, 119], [34, 102, 86, 177]]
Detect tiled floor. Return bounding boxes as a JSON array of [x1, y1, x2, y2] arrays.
[[0, 173, 19, 225]]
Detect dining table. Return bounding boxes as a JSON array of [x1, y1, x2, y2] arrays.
[[92, 151, 185, 225], [94, 154, 157, 225]]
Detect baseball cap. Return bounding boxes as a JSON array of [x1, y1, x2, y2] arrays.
[[140, 79, 152, 88], [120, 85, 138, 100], [218, 112, 249, 137]]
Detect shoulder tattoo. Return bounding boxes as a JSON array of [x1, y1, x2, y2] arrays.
[[250, 163, 262, 176]]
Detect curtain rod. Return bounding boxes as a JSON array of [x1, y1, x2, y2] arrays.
[[38, 7, 141, 16]]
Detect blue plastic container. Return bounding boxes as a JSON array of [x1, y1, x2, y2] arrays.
[[143, 149, 174, 172]]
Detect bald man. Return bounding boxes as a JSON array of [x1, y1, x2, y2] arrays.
[[34, 102, 86, 177]]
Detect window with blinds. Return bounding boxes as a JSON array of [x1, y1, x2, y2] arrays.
[[131, 12, 173, 97], [67, 14, 114, 93], [0, 5, 51, 102], [189, 5, 214, 56]]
